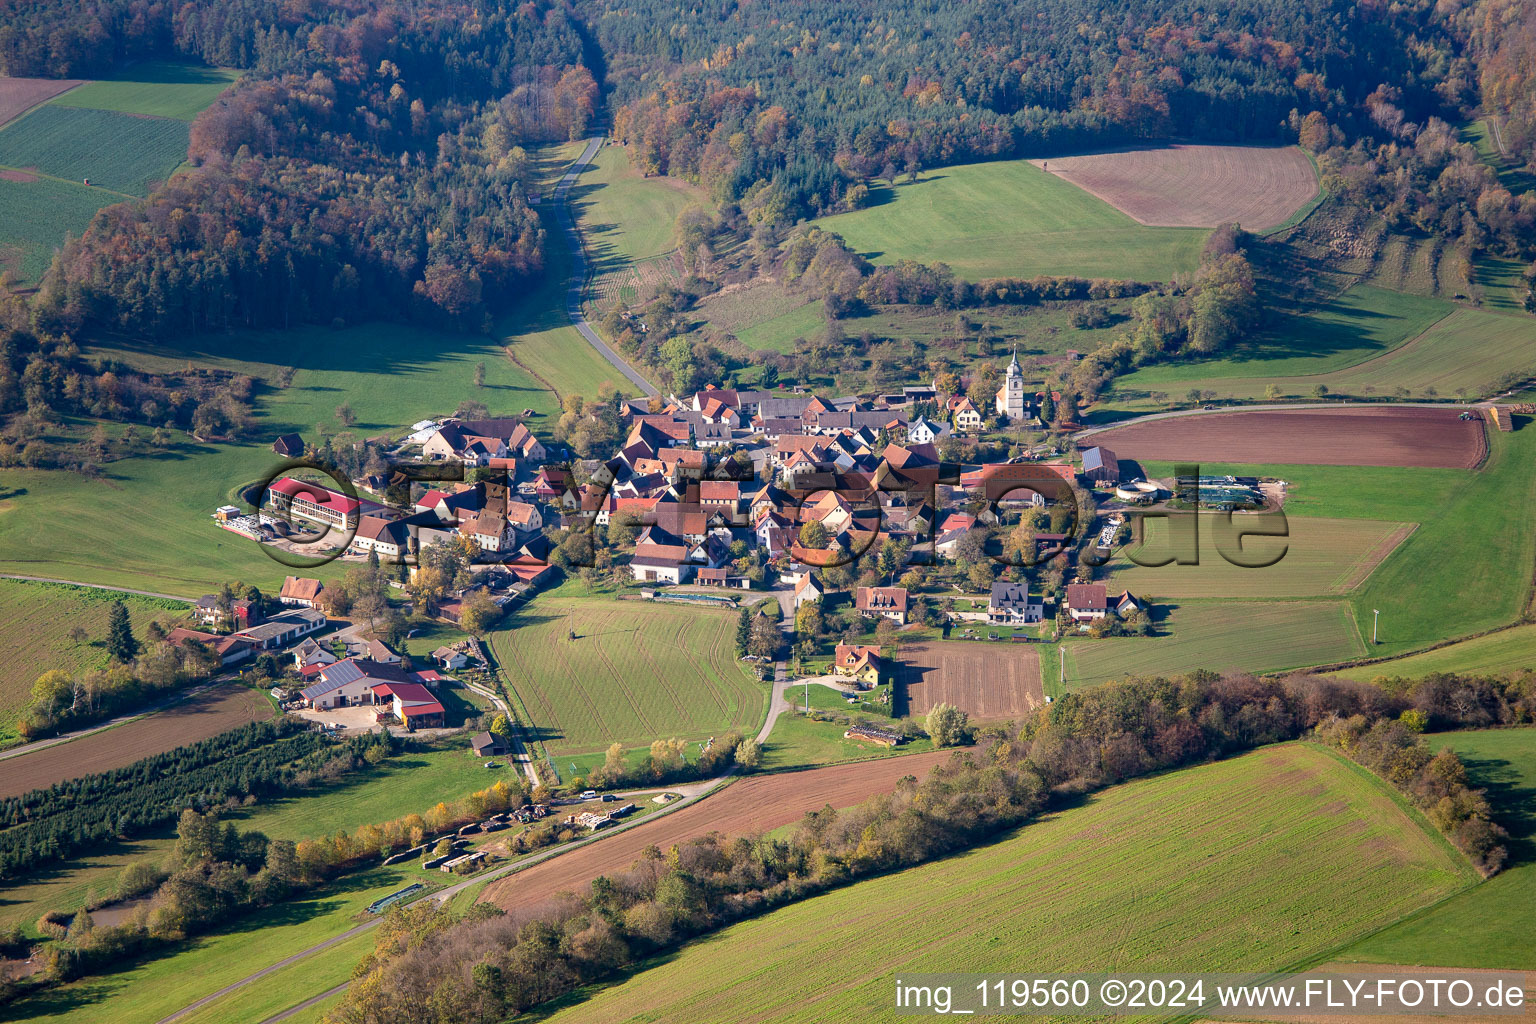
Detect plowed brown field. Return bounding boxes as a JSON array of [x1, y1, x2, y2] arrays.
[[0, 78, 82, 129], [1089, 407, 1486, 468], [481, 750, 956, 911], [898, 641, 1043, 720], [0, 683, 274, 798], [1030, 144, 1318, 230]]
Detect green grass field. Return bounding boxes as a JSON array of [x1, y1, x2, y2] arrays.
[[486, 588, 766, 756], [1339, 727, 1535, 969], [170, 930, 371, 1024], [733, 298, 828, 354], [0, 105, 190, 196], [536, 742, 1472, 1023], [573, 144, 702, 266], [50, 62, 242, 121], [1121, 300, 1533, 402], [5, 863, 419, 1024], [0, 174, 114, 281], [0, 321, 555, 596], [1112, 284, 1459, 399], [1106, 514, 1412, 598], [1327, 625, 1536, 683], [811, 158, 1209, 281], [0, 579, 189, 745], [760, 710, 930, 770], [1063, 600, 1366, 687]]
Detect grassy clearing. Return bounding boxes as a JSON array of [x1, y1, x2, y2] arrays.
[[1135, 458, 1469, 521], [0, 322, 554, 596], [0, 835, 175, 934], [5, 864, 417, 1024], [1327, 625, 1536, 683], [1063, 601, 1365, 688], [0, 579, 188, 745], [732, 298, 828, 354], [0, 105, 189, 196], [811, 158, 1208, 281], [0, 175, 114, 282], [486, 587, 766, 756], [537, 742, 1470, 1023], [50, 62, 241, 121], [173, 929, 371, 1024], [1339, 727, 1535, 969], [573, 144, 702, 266], [1113, 284, 1454, 398], [760, 711, 931, 770], [1106, 514, 1412, 598]]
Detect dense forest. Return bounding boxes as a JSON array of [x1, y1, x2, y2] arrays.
[[595, 0, 1468, 219], [12, 0, 598, 336]]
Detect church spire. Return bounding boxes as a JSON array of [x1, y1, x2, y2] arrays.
[[1008, 347, 1020, 375]]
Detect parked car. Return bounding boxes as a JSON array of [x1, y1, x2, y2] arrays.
[[601, 793, 618, 802], [580, 789, 598, 800]]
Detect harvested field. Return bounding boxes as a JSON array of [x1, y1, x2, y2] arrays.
[[1089, 407, 1486, 469], [480, 750, 954, 911], [0, 169, 38, 182], [0, 683, 274, 798], [0, 77, 82, 128], [1030, 144, 1319, 230], [897, 641, 1043, 719]]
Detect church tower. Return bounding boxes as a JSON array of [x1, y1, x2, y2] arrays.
[[995, 348, 1025, 420]]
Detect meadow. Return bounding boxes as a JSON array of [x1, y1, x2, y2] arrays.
[[0, 579, 189, 745], [1062, 600, 1366, 687], [811, 158, 1209, 281], [1326, 624, 1536, 683], [50, 62, 242, 121], [0, 105, 190, 196], [1106, 514, 1413, 598], [572, 144, 702, 266], [1339, 727, 1534, 969], [0, 321, 555, 595], [536, 742, 1472, 1023], [485, 588, 766, 756], [1112, 284, 1454, 398], [0, 174, 115, 281], [1124, 302, 1534, 402], [759, 710, 932, 771]]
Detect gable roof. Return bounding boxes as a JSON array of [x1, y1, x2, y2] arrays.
[[1066, 583, 1108, 610], [280, 576, 325, 602], [855, 586, 909, 613]]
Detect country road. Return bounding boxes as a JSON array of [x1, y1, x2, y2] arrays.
[[553, 136, 659, 398], [0, 573, 193, 602]]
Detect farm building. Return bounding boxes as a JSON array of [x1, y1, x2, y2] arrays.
[[372, 682, 446, 730], [844, 724, 904, 747], [279, 576, 325, 608], [164, 628, 254, 666], [271, 433, 305, 458], [234, 608, 326, 650], [1081, 446, 1120, 484], [472, 732, 507, 757]]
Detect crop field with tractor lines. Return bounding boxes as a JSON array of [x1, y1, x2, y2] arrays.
[[486, 591, 765, 755], [0, 105, 190, 197], [534, 743, 1472, 1024]]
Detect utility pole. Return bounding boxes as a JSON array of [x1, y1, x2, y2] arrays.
[[1372, 609, 1380, 644]]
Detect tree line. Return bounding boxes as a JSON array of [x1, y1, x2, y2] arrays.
[[327, 666, 1531, 1023]]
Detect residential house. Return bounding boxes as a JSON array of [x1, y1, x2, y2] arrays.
[[855, 586, 909, 623], [431, 645, 471, 671], [1115, 589, 1142, 617], [165, 628, 254, 666], [951, 397, 983, 433], [988, 581, 1043, 625], [292, 637, 337, 671], [1066, 583, 1109, 622], [793, 572, 824, 608], [194, 595, 260, 630], [352, 516, 412, 560], [907, 416, 946, 445], [833, 644, 883, 686]]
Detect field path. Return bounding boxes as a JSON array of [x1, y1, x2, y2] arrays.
[[0, 572, 193, 602], [554, 136, 658, 397]]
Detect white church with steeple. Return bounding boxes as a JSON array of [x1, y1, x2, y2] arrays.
[[995, 349, 1026, 421]]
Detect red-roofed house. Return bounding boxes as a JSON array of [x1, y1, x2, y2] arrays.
[[371, 682, 446, 730], [279, 576, 325, 608], [1066, 583, 1108, 623], [855, 586, 909, 623]]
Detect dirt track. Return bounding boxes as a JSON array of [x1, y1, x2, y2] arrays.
[[1091, 407, 1486, 469], [0, 684, 275, 798], [898, 641, 1043, 720], [481, 750, 956, 911]]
